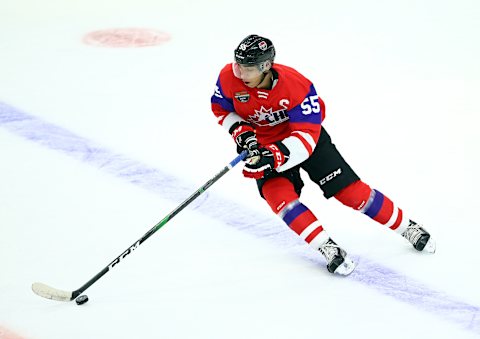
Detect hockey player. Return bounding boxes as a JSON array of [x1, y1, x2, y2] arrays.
[[210, 34, 435, 275]]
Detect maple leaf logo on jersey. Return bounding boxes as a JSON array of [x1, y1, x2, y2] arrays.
[[247, 106, 289, 127]]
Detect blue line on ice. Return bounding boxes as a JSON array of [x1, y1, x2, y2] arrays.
[[1, 101, 478, 334]]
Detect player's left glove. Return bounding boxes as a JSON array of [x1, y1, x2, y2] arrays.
[[243, 142, 290, 179], [229, 121, 258, 154]]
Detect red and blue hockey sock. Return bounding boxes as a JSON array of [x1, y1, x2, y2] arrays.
[[334, 180, 409, 234], [278, 200, 329, 249], [262, 177, 329, 249]]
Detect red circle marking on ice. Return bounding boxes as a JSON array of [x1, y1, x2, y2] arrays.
[[83, 28, 170, 48], [0, 326, 26, 339]]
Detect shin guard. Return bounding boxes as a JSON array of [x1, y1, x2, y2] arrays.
[[262, 177, 328, 249], [334, 180, 409, 234]]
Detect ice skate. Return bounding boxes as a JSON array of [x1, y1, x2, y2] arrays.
[[402, 220, 436, 253], [319, 238, 356, 275]]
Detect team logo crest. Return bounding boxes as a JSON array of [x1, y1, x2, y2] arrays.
[[248, 106, 289, 126], [235, 91, 250, 103], [258, 41, 267, 51]]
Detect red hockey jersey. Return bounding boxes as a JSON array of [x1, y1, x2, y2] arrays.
[[211, 63, 325, 172]]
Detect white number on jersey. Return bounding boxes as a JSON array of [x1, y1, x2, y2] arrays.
[[301, 95, 320, 115], [213, 85, 223, 99]]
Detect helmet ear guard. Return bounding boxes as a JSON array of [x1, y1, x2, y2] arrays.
[[258, 60, 272, 73]]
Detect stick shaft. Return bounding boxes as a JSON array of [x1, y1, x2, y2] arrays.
[[70, 151, 247, 298]]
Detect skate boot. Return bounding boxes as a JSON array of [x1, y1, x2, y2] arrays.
[[402, 220, 436, 253], [319, 238, 356, 275]]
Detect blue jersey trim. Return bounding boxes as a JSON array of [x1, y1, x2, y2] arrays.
[[287, 84, 322, 125], [211, 78, 234, 112]]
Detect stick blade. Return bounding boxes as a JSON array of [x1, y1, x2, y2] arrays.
[[32, 282, 73, 301]]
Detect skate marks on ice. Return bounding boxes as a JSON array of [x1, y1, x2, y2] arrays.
[[0, 102, 196, 204], [1, 101, 479, 335], [349, 258, 480, 334]]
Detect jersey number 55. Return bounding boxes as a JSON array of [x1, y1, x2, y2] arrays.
[[301, 95, 320, 115]]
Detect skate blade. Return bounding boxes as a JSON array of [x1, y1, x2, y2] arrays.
[[334, 256, 356, 276], [423, 237, 436, 253]]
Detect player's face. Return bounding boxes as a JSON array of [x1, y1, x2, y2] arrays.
[[232, 63, 264, 88]]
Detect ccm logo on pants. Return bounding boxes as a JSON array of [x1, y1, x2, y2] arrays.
[[319, 168, 342, 185]]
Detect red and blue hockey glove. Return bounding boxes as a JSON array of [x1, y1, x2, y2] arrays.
[[229, 122, 258, 154], [243, 143, 290, 179]]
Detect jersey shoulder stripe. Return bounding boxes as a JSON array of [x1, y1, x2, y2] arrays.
[[211, 77, 234, 112]]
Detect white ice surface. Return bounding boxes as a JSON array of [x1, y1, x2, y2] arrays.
[[1, 0, 480, 338]]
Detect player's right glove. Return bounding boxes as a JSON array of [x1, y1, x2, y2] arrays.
[[229, 121, 258, 154], [243, 143, 290, 179]]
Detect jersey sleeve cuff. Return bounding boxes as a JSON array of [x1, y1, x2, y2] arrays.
[[276, 135, 312, 172], [222, 112, 247, 133]]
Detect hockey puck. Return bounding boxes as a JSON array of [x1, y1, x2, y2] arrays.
[[75, 295, 89, 305]]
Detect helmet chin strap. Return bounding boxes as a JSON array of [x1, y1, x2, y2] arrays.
[[259, 72, 267, 83], [256, 70, 272, 89], [255, 60, 272, 87]]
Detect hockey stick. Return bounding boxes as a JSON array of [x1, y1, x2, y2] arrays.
[[32, 150, 248, 302]]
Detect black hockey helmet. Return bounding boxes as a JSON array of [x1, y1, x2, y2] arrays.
[[234, 34, 275, 65]]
